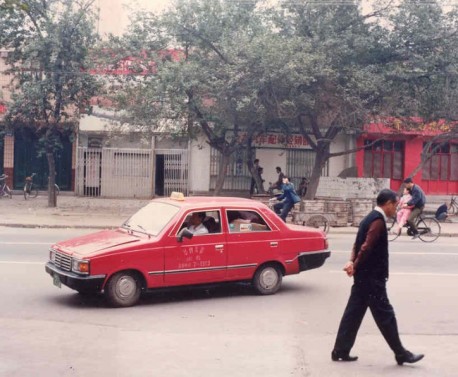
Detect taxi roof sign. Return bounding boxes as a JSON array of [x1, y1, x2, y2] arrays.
[[170, 191, 185, 201]]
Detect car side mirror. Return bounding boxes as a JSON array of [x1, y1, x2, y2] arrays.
[[177, 228, 193, 242]]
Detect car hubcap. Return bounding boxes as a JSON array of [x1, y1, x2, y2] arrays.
[[116, 276, 136, 298], [260, 268, 278, 289]]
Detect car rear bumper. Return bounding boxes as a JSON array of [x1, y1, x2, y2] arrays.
[[298, 250, 331, 272], [45, 262, 106, 292]]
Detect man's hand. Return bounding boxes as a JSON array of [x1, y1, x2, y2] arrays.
[[343, 261, 354, 277]]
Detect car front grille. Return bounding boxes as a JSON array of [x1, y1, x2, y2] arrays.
[[54, 251, 72, 272]]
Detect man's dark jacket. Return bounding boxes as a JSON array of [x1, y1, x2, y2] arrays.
[[354, 210, 389, 282]]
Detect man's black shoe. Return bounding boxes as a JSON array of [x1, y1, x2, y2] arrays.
[[411, 233, 420, 240], [331, 350, 358, 362], [395, 351, 424, 365]]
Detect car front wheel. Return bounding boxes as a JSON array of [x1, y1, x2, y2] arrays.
[[105, 271, 142, 307], [252, 264, 282, 295]]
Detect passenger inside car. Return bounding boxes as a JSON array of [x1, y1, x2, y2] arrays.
[[227, 210, 269, 232], [203, 216, 220, 233]]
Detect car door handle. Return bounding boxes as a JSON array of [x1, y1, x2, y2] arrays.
[[215, 244, 224, 250], [270, 242, 278, 247]]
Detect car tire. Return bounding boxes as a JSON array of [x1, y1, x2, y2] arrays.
[[252, 264, 282, 295], [105, 271, 142, 307]]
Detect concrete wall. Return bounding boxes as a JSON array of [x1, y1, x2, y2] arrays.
[[189, 137, 211, 192], [317, 177, 390, 199]]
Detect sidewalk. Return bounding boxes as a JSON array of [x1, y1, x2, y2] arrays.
[[1, 194, 458, 236]]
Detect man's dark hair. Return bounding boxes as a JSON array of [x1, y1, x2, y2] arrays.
[[254, 159, 259, 164], [196, 212, 206, 220], [403, 177, 413, 184], [276, 166, 281, 171], [376, 189, 398, 206]]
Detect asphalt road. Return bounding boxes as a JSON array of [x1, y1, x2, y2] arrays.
[[0, 228, 457, 377]]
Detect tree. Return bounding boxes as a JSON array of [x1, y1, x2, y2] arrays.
[[0, 0, 100, 206], [256, 1, 395, 199], [383, 0, 458, 121], [105, 0, 283, 195]]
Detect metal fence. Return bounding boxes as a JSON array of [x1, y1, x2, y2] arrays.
[[209, 147, 251, 191], [76, 147, 188, 198]]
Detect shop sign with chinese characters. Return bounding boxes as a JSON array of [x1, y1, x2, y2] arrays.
[[240, 132, 311, 149]]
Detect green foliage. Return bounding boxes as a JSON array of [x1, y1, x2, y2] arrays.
[[383, 0, 458, 121], [0, 0, 101, 154], [104, 0, 457, 196]]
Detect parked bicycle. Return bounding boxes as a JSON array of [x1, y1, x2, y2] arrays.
[[24, 173, 60, 200], [0, 174, 13, 199], [387, 213, 441, 242], [449, 195, 458, 215]]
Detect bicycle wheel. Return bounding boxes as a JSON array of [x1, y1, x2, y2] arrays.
[[450, 200, 457, 215], [306, 214, 329, 234], [24, 187, 38, 199], [417, 217, 441, 242], [386, 216, 400, 241], [6, 186, 12, 199]]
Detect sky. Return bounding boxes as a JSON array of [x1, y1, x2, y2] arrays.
[[97, 0, 457, 37], [97, 0, 379, 36], [97, 0, 173, 36]]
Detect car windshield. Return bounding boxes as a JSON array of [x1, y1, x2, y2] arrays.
[[122, 202, 180, 236]]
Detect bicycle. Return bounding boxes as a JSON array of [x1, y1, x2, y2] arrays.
[[387, 213, 441, 242], [269, 197, 330, 233], [24, 173, 60, 200], [449, 195, 458, 215], [0, 174, 13, 199]]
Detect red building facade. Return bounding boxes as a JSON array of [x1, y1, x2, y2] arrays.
[[356, 121, 458, 195]]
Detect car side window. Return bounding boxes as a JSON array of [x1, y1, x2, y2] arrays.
[[226, 210, 270, 233]]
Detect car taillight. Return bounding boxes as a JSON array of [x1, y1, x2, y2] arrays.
[[324, 238, 329, 249]]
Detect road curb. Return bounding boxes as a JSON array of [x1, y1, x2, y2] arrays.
[[0, 223, 113, 230]]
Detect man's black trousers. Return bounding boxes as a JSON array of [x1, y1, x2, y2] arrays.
[[333, 278, 405, 355]]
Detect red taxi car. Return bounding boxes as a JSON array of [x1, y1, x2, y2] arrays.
[[45, 194, 330, 307]]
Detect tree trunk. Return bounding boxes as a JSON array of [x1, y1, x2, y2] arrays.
[[305, 144, 329, 200], [46, 151, 57, 208], [213, 153, 231, 196]]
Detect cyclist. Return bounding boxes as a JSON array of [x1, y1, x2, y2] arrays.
[[273, 176, 300, 222], [403, 177, 426, 239]]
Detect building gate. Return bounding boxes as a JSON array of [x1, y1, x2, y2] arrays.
[[76, 147, 188, 198]]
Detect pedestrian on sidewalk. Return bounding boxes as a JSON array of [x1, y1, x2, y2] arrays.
[[250, 159, 264, 195], [331, 189, 424, 365]]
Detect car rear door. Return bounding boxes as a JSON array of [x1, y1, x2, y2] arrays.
[[224, 208, 282, 281]]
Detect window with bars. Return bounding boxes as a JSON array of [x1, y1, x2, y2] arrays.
[[363, 140, 404, 179], [422, 143, 458, 181], [209, 148, 251, 191], [286, 149, 323, 187], [210, 147, 321, 191]]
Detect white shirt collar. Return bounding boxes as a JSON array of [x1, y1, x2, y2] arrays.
[[374, 206, 387, 222]]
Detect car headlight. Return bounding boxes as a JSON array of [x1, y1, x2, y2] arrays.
[[49, 249, 56, 263], [72, 259, 90, 275]]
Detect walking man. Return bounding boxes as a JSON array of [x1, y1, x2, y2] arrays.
[[403, 177, 426, 239], [332, 189, 424, 365]]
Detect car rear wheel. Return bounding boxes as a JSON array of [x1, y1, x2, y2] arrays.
[[252, 264, 282, 295], [105, 271, 142, 307]]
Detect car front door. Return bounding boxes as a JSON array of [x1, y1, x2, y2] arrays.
[[164, 210, 227, 286]]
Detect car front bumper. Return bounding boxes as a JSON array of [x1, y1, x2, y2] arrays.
[[298, 250, 331, 272], [45, 262, 106, 293]]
